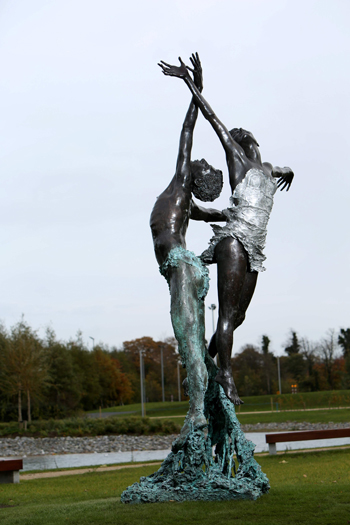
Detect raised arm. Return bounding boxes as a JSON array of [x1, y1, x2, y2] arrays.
[[159, 55, 246, 166], [174, 54, 203, 185]]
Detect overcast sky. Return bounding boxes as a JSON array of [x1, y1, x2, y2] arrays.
[[0, 0, 349, 356]]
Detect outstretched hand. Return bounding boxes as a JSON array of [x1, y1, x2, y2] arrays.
[[158, 57, 190, 81], [273, 167, 294, 191], [187, 52, 203, 92]]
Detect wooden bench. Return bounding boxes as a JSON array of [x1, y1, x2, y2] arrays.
[[266, 428, 350, 455], [0, 459, 23, 484]]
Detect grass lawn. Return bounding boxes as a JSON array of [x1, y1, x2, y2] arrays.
[[99, 390, 350, 417], [150, 407, 350, 428], [0, 449, 349, 524]]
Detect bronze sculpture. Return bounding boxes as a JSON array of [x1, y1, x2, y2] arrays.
[[121, 52, 293, 503]]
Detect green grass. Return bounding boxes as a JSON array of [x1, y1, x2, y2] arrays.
[[0, 449, 349, 524], [101, 390, 350, 417], [237, 407, 350, 426], [93, 400, 190, 417], [149, 407, 350, 429]]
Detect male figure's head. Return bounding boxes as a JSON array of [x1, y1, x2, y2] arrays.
[[190, 158, 223, 202], [229, 128, 261, 163]]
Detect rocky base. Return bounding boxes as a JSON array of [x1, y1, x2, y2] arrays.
[[121, 429, 268, 504], [121, 357, 270, 504]]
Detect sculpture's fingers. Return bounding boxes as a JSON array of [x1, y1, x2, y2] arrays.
[[190, 53, 198, 67], [280, 181, 288, 191], [159, 60, 172, 68]]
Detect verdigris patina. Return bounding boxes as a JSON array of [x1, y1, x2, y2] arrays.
[[121, 356, 269, 503]]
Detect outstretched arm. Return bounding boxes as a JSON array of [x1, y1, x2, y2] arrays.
[[190, 200, 227, 222], [159, 56, 246, 165], [174, 54, 203, 186]]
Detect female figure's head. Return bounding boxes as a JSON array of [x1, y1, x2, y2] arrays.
[[229, 128, 261, 163], [190, 158, 223, 202]]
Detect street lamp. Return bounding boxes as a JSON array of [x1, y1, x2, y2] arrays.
[[277, 356, 282, 394], [89, 336, 95, 350], [139, 349, 146, 417], [208, 304, 217, 364]]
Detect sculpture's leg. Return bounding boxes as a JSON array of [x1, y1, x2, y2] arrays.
[[233, 270, 258, 330], [212, 237, 248, 405], [169, 262, 208, 439], [208, 269, 258, 358]]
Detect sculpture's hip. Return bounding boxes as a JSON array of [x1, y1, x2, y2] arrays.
[[201, 168, 277, 272], [160, 245, 210, 300]]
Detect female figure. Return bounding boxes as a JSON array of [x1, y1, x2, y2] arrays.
[[159, 55, 294, 404]]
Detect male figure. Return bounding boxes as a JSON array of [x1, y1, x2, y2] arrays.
[[150, 54, 225, 431], [159, 56, 294, 404]]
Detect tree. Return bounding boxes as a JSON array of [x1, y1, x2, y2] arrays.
[[338, 328, 350, 358], [93, 347, 133, 406], [231, 345, 266, 396], [0, 319, 50, 422], [284, 331, 301, 356], [43, 327, 82, 418], [317, 330, 339, 389], [299, 337, 318, 391], [116, 337, 180, 403]]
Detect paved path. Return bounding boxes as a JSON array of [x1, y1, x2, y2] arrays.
[[21, 462, 162, 480], [20, 445, 350, 480]]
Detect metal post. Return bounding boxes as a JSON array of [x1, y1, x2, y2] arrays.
[[177, 360, 181, 402], [160, 346, 165, 403], [140, 350, 145, 417], [89, 336, 95, 350], [277, 356, 282, 394], [208, 304, 217, 364], [143, 353, 146, 411]]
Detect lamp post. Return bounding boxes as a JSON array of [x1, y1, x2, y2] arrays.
[[139, 349, 146, 417], [177, 360, 181, 402], [89, 336, 95, 351], [160, 345, 165, 403], [277, 356, 282, 394], [208, 304, 217, 364], [208, 304, 217, 333]]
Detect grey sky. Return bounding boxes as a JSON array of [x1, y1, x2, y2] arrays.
[[0, 0, 349, 356]]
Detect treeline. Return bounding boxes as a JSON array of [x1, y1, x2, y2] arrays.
[[0, 319, 183, 422], [232, 329, 350, 396], [0, 318, 349, 423]]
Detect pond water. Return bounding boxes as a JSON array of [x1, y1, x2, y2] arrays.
[[4, 432, 350, 472]]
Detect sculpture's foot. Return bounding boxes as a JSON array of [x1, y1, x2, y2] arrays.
[[172, 412, 207, 452], [208, 334, 218, 358], [214, 370, 244, 405]]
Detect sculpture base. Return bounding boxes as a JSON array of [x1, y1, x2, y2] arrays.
[[121, 357, 269, 504], [121, 432, 268, 504]]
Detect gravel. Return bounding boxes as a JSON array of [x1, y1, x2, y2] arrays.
[[1, 421, 349, 457]]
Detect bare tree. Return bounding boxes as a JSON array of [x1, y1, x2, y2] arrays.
[[317, 330, 340, 389]]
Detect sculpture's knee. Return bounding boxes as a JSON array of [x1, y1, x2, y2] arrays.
[[234, 312, 246, 330]]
